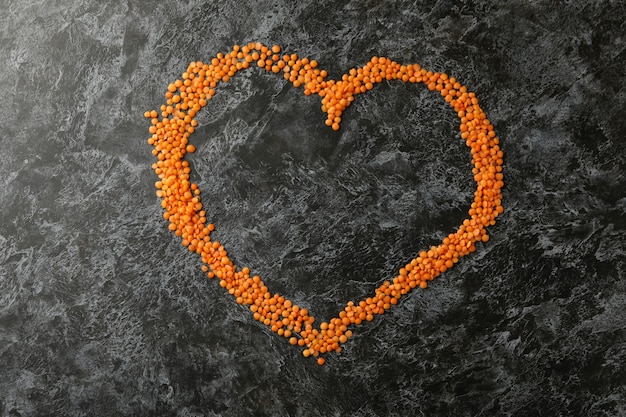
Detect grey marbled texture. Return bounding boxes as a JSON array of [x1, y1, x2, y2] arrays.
[[0, 0, 625, 416]]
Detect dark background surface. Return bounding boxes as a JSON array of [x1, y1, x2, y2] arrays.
[[1, 0, 625, 416]]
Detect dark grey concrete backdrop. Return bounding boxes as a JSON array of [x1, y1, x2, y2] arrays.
[[1, 0, 624, 416]]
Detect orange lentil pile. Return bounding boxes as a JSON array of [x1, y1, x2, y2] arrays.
[[144, 42, 504, 365]]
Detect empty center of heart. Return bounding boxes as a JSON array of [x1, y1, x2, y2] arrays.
[[188, 79, 473, 322]]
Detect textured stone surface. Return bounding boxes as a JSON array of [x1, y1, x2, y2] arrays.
[[0, 0, 625, 416]]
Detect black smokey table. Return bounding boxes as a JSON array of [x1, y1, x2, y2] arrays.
[[0, 1, 624, 416]]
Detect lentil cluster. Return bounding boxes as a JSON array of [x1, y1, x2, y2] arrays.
[[144, 42, 504, 365]]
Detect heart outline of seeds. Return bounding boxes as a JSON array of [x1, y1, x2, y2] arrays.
[[144, 42, 504, 365]]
